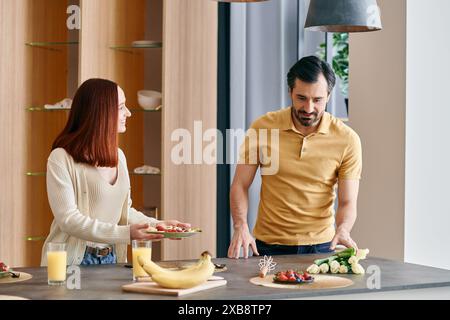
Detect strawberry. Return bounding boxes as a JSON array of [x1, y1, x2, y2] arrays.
[[303, 271, 312, 280], [295, 273, 304, 281], [0, 262, 9, 272], [277, 273, 288, 281]]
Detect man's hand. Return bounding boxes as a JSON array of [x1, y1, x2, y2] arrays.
[[330, 227, 358, 250], [332, 179, 359, 251], [227, 225, 259, 259]]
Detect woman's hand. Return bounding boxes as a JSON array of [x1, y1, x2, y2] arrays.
[[130, 223, 164, 241]]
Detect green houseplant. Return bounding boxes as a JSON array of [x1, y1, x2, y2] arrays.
[[318, 33, 349, 99]]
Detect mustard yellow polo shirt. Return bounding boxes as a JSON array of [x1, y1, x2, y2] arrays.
[[239, 107, 362, 245]]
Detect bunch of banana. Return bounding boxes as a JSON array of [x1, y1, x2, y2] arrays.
[[137, 251, 215, 289]]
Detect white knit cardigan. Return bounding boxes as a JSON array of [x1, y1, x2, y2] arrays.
[[40, 148, 159, 266]]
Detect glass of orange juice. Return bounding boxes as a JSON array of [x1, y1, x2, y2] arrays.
[[132, 240, 152, 281], [47, 242, 67, 286]]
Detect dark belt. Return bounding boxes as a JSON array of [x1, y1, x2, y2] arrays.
[[85, 246, 113, 257]]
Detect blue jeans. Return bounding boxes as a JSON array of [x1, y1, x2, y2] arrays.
[[255, 239, 334, 256], [80, 248, 117, 265]]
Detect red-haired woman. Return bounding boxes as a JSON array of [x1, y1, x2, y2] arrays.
[[41, 78, 190, 266]]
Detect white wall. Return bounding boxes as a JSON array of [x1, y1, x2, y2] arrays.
[[405, 0, 450, 270]]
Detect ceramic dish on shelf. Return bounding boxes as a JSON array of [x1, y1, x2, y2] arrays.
[[137, 90, 162, 110], [132, 40, 162, 47]]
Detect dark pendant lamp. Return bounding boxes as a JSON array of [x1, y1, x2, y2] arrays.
[[305, 0, 382, 32]]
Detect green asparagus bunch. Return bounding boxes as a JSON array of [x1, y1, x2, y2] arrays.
[[306, 248, 369, 275]]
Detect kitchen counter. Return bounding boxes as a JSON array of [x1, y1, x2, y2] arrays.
[[2, 254, 450, 300]]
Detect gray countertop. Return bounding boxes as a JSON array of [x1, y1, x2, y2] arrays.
[[2, 254, 450, 300]]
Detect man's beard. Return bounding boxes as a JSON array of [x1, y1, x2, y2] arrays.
[[292, 108, 322, 127]]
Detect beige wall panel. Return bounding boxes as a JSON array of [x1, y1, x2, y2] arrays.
[[0, 0, 28, 267], [162, 0, 218, 260], [0, 0, 71, 267], [348, 0, 406, 261]]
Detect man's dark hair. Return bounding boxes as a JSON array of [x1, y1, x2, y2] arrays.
[[287, 56, 336, 94]]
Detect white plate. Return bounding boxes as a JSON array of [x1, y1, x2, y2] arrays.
[[0, 271, 12, 279]]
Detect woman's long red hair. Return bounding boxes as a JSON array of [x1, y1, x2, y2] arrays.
[[52, 78, 119, 167]]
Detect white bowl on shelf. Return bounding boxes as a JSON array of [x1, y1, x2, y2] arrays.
[[137, 90, 162, 110]]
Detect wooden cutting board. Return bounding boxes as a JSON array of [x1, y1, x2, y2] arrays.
[[122, 276, 227, 297], [0, 295, 29, 300]]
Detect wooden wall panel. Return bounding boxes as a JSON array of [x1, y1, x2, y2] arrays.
[[162, 0, 218, 260], [80, 0, 148, 262], [0, 0, 28, 267], [24, 0, 71, 267], [143, 0, 163, 261], [80, 0, 146, 215], [0, 0, 71, 267], [1, 0, 218, 266]]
